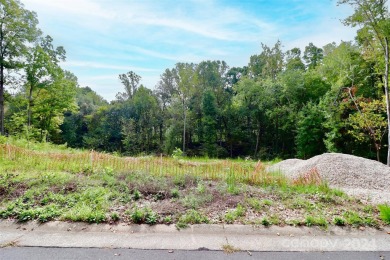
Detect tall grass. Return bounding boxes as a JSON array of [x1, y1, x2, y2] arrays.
[[0, 142, 286, 186]]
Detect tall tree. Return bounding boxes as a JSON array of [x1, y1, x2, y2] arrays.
[[339, 0, 390, 165], [116, 71, 141, 100], [60, 86, 107, 147], [31, 70, 77, 141], [202, 89, 217, 156], [303, 42, 324, 70], [25, 35, 65, 129], [285, 47, 306, 71], [261, 41, 284, 81], [122, 86, 159, 154], [155, 68, 177, 146], [0, 0, 40, 135], [175, 62, 196, 154]]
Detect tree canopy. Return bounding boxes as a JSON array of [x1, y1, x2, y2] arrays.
[[2, 0, 390, 165]]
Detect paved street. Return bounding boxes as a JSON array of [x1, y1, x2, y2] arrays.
[[1, 247, 390, 260]]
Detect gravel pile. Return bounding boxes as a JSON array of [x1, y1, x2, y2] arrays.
[[268, 153, 390, 204]]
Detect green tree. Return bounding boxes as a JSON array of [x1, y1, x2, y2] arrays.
[[0, 0, 40, 134], [122, 86, 160, 154], [155, 68, 177, 146], [83, 104, 124, 152], [348, 98, 387, 161], [175, 62, 196, 154], [320, 41, 367, 91], [338, 0, 390, 165], [116, 71, 141, 100], [234, 77, 272, 157], [202, 89, 217, 156], [303, 42, 324, 70], [60, 86, 107, 147], [261, 41, 284, 81], [31, 70, 77, 141], [195, 60, 229, 152], [296, 102, 326, 159], [25, 35, 65, 130], [285, 47, 306, 71]]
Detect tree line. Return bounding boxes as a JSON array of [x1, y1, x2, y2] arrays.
[[1, 0, 390, 164]]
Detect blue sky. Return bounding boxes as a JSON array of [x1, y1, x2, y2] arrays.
[[22, 0, 357, 101]]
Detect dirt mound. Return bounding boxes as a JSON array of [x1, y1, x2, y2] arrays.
[[268, 153, 390, 204]]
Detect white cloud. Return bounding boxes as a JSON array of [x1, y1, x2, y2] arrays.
[[24, 0, 273, 42], [63, 61, 159, 72], [21, 0, 361, 101], [23, 0, 114, 19]]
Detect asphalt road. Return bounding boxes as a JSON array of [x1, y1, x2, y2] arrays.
[[1, 247, 389, 260]]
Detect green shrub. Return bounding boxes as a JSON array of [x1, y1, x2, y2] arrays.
[[172, 148, 183, 159], [0, 135, 7, 144]]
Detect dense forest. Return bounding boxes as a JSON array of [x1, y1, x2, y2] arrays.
[[1, 0, 390, 164]]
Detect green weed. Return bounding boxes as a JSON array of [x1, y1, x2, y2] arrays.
[[224, 204, 246, 224], [378, 204, 390, 225], [246, 198, 261, 211], [181, 192, 212, 209], [170, 188, 180, 198], [343, 211, 377, 227], [305, 215, 328, 228], [129, 207, 158, 225], [333, 217, 345, 226], [261, 217, 270, 226], [110, 212, 120, 222], [176, 209, 209, 229], [63, 204, 106, 223]]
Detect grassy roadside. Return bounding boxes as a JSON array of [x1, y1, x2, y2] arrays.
[[0, 138, 389, 228]]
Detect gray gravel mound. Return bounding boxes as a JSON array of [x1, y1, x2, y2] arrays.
[[268, 153, 390, 204]]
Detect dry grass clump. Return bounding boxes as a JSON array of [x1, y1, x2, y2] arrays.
[[293, 167, 323, 186]]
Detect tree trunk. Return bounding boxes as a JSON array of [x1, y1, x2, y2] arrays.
[[384, 38, 390, 166], [159, 122, 163, 149], [183, 100, 186, 154], [28, 86, 33, 128], [376, 143, 380, 162], [254, 121, 261, 157], [0, 64, 4, 135]]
